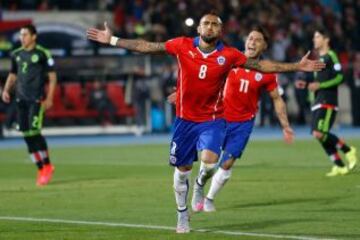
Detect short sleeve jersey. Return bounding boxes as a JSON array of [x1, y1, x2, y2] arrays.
[[10, 45, 55, 101], [165, 37, 247, 122], [313, 50, 343, 106], [223, 67, 278, 122]]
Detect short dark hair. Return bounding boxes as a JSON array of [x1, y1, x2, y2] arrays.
[[21, 24, 37, 35], [315, 27, 331, 40], [203, 9, 221, 17], [200, 10, 222, 23], [250, 25, 270, 45]]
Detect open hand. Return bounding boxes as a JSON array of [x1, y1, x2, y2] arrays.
[[167, 87, 177, 104], [283, 126, 294, 144], [42, 98, 53, 110], [87, 22, 112, 44], [1, 91, 10, 103], [298, 51, 325, 72]]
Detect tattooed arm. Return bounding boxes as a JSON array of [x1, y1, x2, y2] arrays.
[[243, 51, 325, 73], [269, 89, 294, 144], [115, 39, 166, 54], [87, 22, 166, 54]]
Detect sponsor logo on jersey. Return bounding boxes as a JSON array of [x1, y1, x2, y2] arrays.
[[217, 56, 226, 65], [255, 73, 263, 81], [31, 54, 39, 63]]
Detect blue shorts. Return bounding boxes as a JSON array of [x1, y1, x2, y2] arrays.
[[220, 119, 255, 165], [169, 118, 226, 167]]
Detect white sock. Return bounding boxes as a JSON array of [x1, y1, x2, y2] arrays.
[[173, 168, 191, 211], [197, 161, 217, 186], [206, 167, 232, 200]]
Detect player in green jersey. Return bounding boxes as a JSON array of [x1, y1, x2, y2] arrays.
[[296, 28, 357, 176], [2, 24, 57, 186]]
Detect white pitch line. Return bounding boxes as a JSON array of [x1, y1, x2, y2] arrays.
[[0, 216, 336, 240]]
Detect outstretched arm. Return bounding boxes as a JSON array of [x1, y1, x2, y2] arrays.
[[87, 22, 166, 54], [243, 51, 325, 73], [269, 89, 294, 144]]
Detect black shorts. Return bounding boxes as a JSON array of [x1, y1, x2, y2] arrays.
[[311, 108, 337, 133], [16, 100, 45, 132]]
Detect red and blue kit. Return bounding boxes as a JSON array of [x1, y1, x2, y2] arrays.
[[223, 68, 277, 122], [165, 37, 247, 122], [220, 67, 278, 163], [165, 37, 247, 167]]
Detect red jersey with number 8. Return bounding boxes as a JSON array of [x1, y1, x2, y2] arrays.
[[223, 67, 278, 122], [165, 37, 247, 122]]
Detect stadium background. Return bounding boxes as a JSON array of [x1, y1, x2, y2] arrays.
[[0, 1, 360, 240], [0, 0, 359, 137]]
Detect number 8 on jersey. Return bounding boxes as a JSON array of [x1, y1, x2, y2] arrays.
[[198, 64, 207, 79]]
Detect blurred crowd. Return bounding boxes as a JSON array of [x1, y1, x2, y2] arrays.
[[1, 0, 360, 127], [2, 0, 359, 62]]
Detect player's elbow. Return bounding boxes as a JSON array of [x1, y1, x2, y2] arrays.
[[257, 61, 273, 73]]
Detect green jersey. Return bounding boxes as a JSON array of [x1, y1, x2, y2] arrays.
[[313, 49, 343, 107], [10, 45, 55, 101]]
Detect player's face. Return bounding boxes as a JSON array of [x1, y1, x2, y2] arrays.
[[245, 31, 267, 58], [197, 15, 222, 44], [313, 31, 328, 50], [20, 28, 36, 48]]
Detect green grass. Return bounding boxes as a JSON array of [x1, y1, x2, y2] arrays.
[[0, 139, 360, 240]]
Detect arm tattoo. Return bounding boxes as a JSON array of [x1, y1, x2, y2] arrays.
[[117, 39, 166, 54], [244, 59, 299, 73], [243, 58, 262, 71], [274, 97, 290, 128]]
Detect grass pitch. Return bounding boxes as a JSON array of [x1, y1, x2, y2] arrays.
[[0, 139, 359, 240]]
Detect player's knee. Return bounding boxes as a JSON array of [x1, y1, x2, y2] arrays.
[[221, 158, 235, 170], [200, 150, 219, 164], [312, 131, 323, 140], [177, 165, 192, 172]]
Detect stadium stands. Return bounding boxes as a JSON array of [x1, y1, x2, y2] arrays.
[[46, 82, 135, 121]]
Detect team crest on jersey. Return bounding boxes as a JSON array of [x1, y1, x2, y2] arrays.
[[31, 54, 39, 63], [255, 73, 263, 81], [16, 56, 21, 62], [169, 156, 177, 164], [217, 56, 226, 65]]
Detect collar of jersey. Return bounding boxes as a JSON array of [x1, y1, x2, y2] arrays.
[[193, 37, 224, 52]]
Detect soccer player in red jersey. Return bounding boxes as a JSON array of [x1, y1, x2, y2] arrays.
[[87, 12, 322, 233], [191, 26, 295, 213]]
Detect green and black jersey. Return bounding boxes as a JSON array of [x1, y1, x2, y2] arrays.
[[312, 49, 343, 107], [10, 45, 55, 101]]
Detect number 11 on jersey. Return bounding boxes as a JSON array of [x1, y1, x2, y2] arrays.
[[239, 79, 249, 93]]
